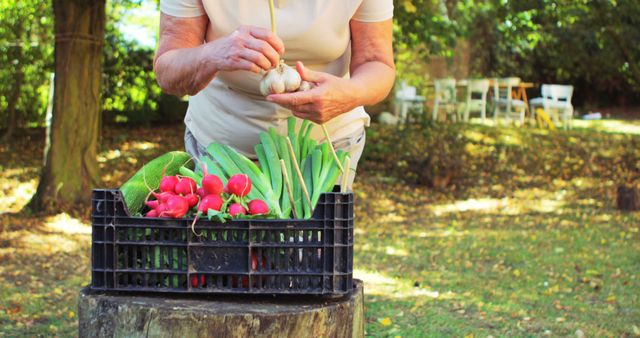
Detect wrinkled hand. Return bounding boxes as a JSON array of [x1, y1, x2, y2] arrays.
[[206, 25, 284, 73], [266, 62, 359, 124]]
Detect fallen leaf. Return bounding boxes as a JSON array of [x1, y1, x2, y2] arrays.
[[6, 304, 21, 315], [379, 317, 392, 326]]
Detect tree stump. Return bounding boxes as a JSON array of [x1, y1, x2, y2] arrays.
[[78, 280, 364, 338], [617, 184, 640, 211]]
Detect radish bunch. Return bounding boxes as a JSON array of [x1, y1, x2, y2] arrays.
[[144, 175, 197, 218], [143, 171, 271, 222]]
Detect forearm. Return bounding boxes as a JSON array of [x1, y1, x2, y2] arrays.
[[348, 19, 395, 108], [348, 61, 396, 107], [154, 45, 218, 97]]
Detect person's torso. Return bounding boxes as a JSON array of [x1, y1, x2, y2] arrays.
[[187, 0, 369, 156], [202, 0, 364, 94]]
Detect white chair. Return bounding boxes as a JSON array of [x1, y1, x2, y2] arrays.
[[493, 77, 526, 126], [529, 84, 574, 129], [378, 111, 400, 125], [461, 79, 490, 123], [394, 81, 425, 123], [432, 78, 458, 122]]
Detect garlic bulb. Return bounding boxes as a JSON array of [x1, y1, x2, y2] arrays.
[[281, 65, 301, 92], [298, 81, 313, 92], [260, 60, 308, 96], [260, 69, 285, 96]]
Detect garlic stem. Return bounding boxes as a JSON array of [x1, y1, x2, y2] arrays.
[[286, 136, 311, 210], [267, 0, 339, 178], [322, 124, 345, 173], [268, 0, 277, 34], [341, 156, 351, 193], [280, 159, 297, 219]]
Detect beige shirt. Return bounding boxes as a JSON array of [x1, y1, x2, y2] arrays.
[[160, 0, 393, 157]]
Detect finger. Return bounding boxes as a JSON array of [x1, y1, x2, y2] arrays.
[[296, 61, 329, 83], [234, 58, 262, 74], [278, 103, 316, 114], [239, 48, 272, 71], [243, 25, 285, 56], [292, 110, 322, 124], [244, 38, 280, 68], [267, 90, 316, 106]]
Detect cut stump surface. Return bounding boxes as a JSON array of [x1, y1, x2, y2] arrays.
[[78, 280, 364, 338]]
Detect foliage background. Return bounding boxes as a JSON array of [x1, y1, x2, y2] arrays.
[[1, 0, 639, 129]]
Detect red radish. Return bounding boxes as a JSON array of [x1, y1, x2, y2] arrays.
[[227, 174, 252, 197], [161, 195, 189, 218], [145, 200, 159, 210], [198, 195, 223, 213], [174, 177, 197, 195], [185, 193, 199, 208], [153, 191, 175, 204], [190, 275, 205, 288], [228, 203, 247, 217], [250, 251, 266, 270], [202, 174, 224, 195], [241, 251, 266, 288], [248, 199, 269, 215], [156, 203, 169, 214], [159, 175, 179, 193], [146, 209, 158, 218], [190, 194, 223, 237], [196, 187, 207, 199]]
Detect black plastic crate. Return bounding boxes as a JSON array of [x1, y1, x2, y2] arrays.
[[90, 189, 353, 296]]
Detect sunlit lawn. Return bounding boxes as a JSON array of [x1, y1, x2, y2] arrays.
[[355, 176, 639, 337], [0, 122, 638, 337]]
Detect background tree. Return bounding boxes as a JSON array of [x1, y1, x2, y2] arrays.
[[102, 0, 162, 125], [394, 0, 640, 108], [28, 0, 106, 211]]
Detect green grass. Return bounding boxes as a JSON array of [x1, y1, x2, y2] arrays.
[[0, 123, 639, 337], [354, 177, 639, 337]]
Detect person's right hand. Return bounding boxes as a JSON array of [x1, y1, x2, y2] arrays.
[[204, 25, 285, 74]]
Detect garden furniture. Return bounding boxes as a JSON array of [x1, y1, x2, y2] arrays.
[[460, 79, 490, 122], [395, 81, 426, 122], [432, 78, 458, 121], [493, 77, 527, 125], [529, 84, 574, 130]]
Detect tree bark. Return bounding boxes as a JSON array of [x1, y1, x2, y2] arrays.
[[78, 281, 365, 338], [28, 0, 105, 212]]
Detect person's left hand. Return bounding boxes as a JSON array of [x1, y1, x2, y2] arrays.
[[266, 62, 359, 124]]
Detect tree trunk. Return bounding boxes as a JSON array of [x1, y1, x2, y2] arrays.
[[28, 0, 105, 212], [78, 281, 365, 338]]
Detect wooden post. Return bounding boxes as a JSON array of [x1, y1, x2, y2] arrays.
[[78, 280, 364, 337]]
